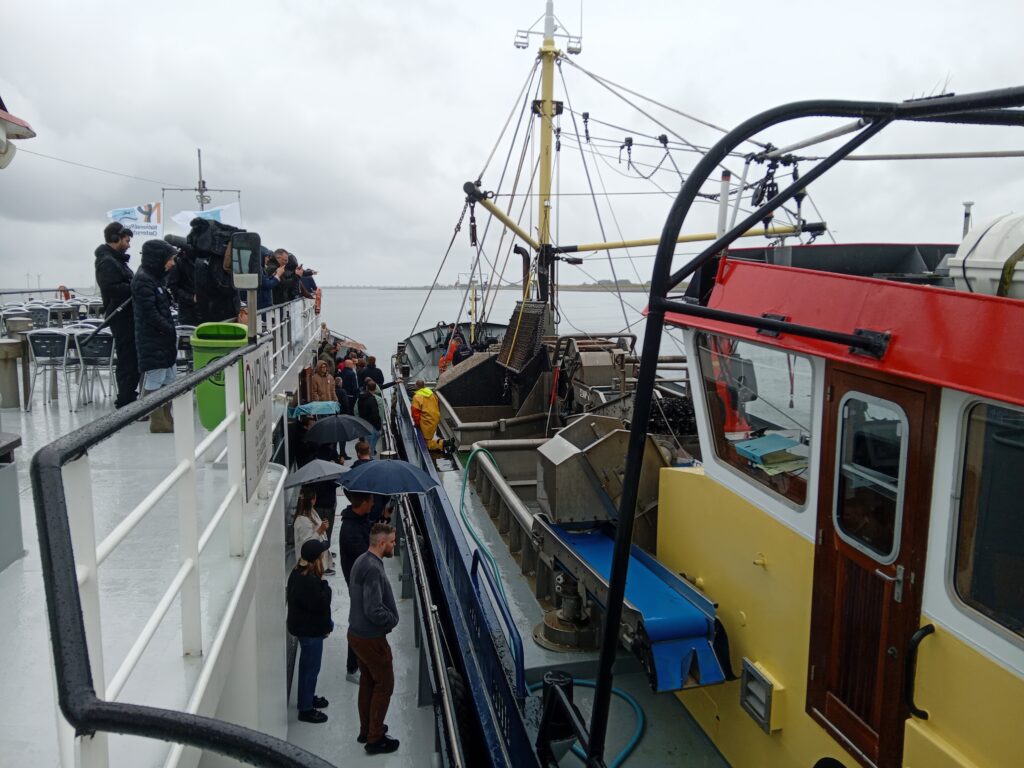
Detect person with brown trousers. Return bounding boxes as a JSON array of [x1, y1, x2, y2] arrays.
[[347, 522, 399, 754]]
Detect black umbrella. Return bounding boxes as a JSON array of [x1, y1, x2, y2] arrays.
[[283, 459, 348, 489], [303, 414, 375, 445], [337, 459, 439, 495]]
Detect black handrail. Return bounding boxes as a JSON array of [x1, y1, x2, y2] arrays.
[[31, 341, 335, 768], [584, 85, 1024, 767], [906, 624, 936, 719]]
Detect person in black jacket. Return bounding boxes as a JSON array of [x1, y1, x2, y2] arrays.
[[286, 539, 333, 724], [133, 240, 180, 432], [166, 243, 197, 326], [271, 249, 299, 305], [338, 492, 374, 682], [95, 222, 140, 408]]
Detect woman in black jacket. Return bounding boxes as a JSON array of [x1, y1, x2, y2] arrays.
[[132, 239, 179, 432], [287, 539, 333, 724]]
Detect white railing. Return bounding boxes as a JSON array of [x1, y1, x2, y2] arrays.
[[55, 297, 318, 768]]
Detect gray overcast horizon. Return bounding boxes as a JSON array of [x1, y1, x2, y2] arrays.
[[2, 0, 1023, 291]]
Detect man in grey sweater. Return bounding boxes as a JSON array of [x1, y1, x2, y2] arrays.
[[347, 522, 399, 754]]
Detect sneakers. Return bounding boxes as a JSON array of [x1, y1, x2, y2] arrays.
[[297, 709, 328, 724], [346, 670, 360, 684], [312, 695, 329, 709], [357, 724, 388, 744], [364, 735, 400, 754]]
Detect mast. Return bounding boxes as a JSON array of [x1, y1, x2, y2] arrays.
[[536, 1, 559, 333]]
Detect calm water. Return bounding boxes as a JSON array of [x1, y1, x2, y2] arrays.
[[317, 286, 687, 361]]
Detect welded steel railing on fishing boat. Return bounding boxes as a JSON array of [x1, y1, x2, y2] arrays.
[[32, 303, 335, 767]]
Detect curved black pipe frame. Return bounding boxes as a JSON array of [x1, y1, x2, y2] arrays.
[[32, 343, 336, 768], [584, 86, 1024, 766]]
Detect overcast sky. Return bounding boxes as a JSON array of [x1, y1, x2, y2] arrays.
[[2, 0, 1023, 290]]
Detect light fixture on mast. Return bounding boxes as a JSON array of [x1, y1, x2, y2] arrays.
[[512, 6, 582, 54]]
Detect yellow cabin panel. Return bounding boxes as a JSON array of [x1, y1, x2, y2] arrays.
[[904, 620, 1023, 768], [657, 467, 853, 767]]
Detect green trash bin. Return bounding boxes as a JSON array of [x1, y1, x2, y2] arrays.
[[191, 322, 249, 431]]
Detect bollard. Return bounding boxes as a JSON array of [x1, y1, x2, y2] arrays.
[[0, 340, 22, 409], [4, 319, 32, 405]]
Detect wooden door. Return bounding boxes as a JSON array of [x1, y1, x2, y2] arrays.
[[807, 365, 939, 768]]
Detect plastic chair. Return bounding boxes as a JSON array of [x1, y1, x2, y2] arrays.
[[27, 306, 50, 329], [25, 330, 79, 411], [73, 330, 115, 408]]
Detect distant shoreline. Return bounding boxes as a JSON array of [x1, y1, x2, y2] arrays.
[[321, 284, 653, 292]]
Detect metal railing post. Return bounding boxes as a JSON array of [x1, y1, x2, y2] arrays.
[[63, 454, 109, 767], [224, 360, 246, 556], [173, 391, 203, 655]]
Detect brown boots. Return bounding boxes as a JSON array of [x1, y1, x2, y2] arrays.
[[149, 403, 174, 433]]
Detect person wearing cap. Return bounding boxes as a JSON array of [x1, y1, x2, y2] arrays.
[[95, 222, 140, 408], [132, 239, 179, 432], [286, 539, 334, 725]]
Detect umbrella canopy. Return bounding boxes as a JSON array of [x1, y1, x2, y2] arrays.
[[284, 459, 348, 489], [337, 459, 439, 495], [303, 414, 375, 445]]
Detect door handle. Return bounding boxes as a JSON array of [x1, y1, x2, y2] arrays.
[[905, 624, 935, 719], [874, 565, 905, 603]]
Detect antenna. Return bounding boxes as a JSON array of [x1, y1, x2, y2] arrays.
[[161, 148, 241, 222]]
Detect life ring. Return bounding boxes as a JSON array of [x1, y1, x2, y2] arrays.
[[56, 285, 71, 301], [314, 288, 322, 315]]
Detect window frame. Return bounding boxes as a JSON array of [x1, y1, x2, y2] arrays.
[[947, 397, 1024, 648], [831, 390, 910, 566], [694, 331, 816, 512]]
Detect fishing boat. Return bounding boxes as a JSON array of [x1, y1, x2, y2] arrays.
[[386, 4, 1024, 768], [5, 3, 1024, 768]]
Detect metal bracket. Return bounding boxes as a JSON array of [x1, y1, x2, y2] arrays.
[[849, 328, 891, 359], [757, 313, 788, 338]]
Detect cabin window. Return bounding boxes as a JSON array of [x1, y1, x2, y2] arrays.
[[832, 393, 908, 564], [696, 333, 813, 505], [954, 402, 1024, 639]]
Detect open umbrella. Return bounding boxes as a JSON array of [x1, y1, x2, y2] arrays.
[[284, 459, 348, 489], [337, 459, 439, 495], [303, 414, 375, 445]]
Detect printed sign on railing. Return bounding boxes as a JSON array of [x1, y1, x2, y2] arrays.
[[243, 344, 273, 502]]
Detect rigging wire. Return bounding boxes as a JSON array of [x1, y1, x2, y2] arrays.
[[16, 147, 188, 187], [562, 57, 768, 149], [407, 202, 470, 340], [558, 62, 631, 331], [477, 73, 543, 323], [477, 59, 541, 183]]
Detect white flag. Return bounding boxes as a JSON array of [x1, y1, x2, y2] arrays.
[[171, 201, 242, 230], [107, 202, 163, 239]]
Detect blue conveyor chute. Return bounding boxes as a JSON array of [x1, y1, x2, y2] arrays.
[[552, 525, 727, 692]]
